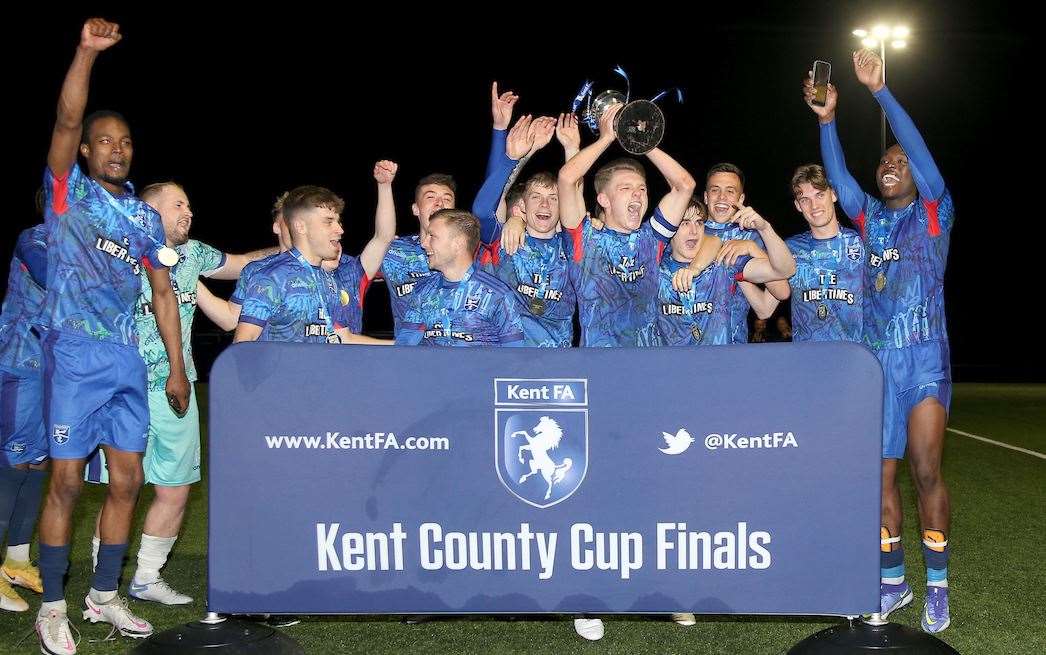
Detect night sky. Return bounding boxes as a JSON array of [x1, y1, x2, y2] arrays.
[[6, 3, 1038, 380]]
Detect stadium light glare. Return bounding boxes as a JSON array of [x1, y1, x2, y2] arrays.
[[853, 29, 868, 38], [892, 40, 907, 49], [873, 24, 891, 39]]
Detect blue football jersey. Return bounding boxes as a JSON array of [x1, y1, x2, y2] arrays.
[[396, 265, 525, 347], [41, 163, 168, 345], [0, 225, 48, 371], [704, 220, 765, 344], [657, 254, 747, 346], [238, 248, 352, 343], [785, 228, 865, 343], [852, 192, 953, 351], [566, 211, 676, 347], [381, 235, 434, 341], [332, 253, 369, 334], [479, 230, 575, 348]]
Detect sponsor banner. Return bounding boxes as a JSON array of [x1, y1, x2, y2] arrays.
[[209, 342, 882, 615]]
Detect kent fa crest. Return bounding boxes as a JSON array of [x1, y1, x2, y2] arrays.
[[494, 379, 588, 509]]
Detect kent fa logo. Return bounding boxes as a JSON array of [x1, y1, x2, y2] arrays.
[[52, 424, 70, 445], [494, 378, 588, 509]]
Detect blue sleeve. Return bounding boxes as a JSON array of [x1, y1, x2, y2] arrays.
[[472, 133, 518, 246], [874, 86, 945, 201], [16, 227, 48, 289], [737, 255, 759, 280], [238, 272, 277, 328], [485, 128, 507, 178], [819, 120, 866, 221]]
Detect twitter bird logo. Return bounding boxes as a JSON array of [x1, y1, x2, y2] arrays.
[[659, 428, 695, 455]]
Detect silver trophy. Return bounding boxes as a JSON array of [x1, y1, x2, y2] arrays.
[[572, 68, 681, 155]]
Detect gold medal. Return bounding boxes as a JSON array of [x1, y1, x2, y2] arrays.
[[875, 271, 887, 292], [529, 297, 546, 316], [690, 324, 703, 342], [817, 304, 829, 320]]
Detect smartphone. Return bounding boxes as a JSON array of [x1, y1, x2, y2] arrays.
[[812, 60, 831, 107]]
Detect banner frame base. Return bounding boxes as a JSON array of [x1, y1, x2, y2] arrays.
[[788, 619, 959, 654], [128, 617, 304, 655]]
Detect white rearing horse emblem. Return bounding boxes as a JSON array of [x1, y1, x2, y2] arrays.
[[512, 416, 573, 500]]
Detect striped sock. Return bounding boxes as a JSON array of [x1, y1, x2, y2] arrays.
[[923, 529, 949, 588], [881, 526, 905, 585]]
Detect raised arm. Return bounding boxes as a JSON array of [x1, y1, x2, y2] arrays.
[[853, 49, 945, 200], [474, 115, 534, 245], [498, 117, 557, 254], [49, 19, 122, 177], [487, 82, 518, 175], [803, 74, 865, 220], [556, 113, 586, 216], [558, 103, 622, 229], [358, 160, 399, 276], [647, 147, 698, 226]]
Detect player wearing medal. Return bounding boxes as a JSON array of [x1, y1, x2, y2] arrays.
[[0, 224, 48, 614], [234, 186, 388, 345], [201, 161, 398, 338], [658, 197, 794, 346], [396, 209, 524, 347], [806, 50, 955, 632], [474, 97, 579, 347], [557, 103, 697, 347], [680, 163, 791, 343], [746, 165, 864, 344], [34, 19, 189, 652]]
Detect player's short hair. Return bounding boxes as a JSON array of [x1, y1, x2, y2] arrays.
[[687, 195, 708, 220], [594, 158, 646, 195], [271, 191, 289, 223], [505, 180, 527, 210], [791, 164, 831, 197], [706, 162, 746, 191], [415, 173, 457, 200], [281, 186, 345, 226], [81, 110, 129, 145], [140, 181, 183, 206], [523, 171, 557, 196], [430, 208, 480, 255]]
